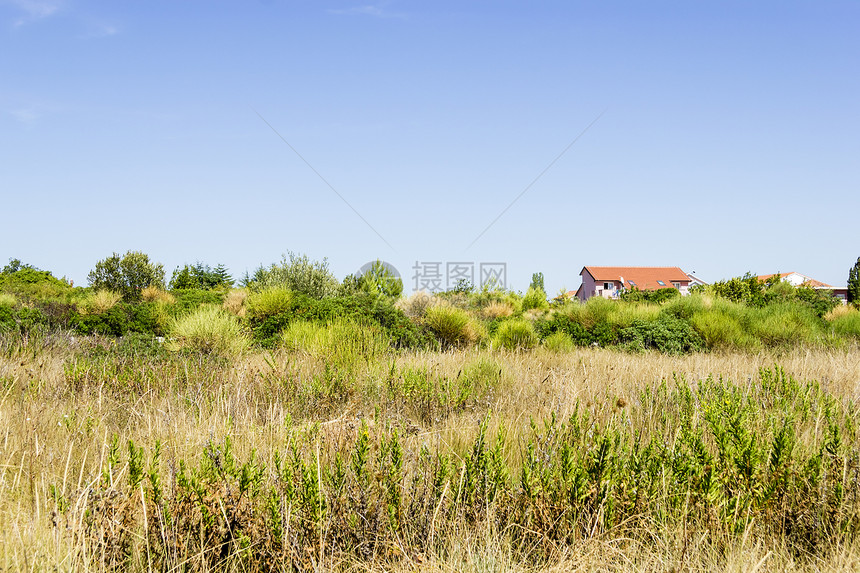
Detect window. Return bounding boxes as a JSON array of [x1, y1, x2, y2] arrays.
[[628, 280, 636, 287], [672, 282, 680, 289], [604, 282, 613, 290], [657, 280, 666, 286]]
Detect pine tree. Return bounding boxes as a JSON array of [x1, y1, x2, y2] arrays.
[[848, 257, 860, 305]]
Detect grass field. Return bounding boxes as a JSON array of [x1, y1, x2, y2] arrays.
[[1, 329, 859, 571]]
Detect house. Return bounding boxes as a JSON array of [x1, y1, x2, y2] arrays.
[[576, 266, 694, 302], [757, 272, 848, 304]]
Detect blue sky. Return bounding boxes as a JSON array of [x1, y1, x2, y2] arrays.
[[2, 0, 858, 293]]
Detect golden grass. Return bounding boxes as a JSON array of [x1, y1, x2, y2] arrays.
[[826, 304, 857, 321], [222, 288, 248, 317], [480, 300, 514, 320], [1, 336, 859, 571], [141, 285, 175, 304], [81, 289, 122, 314]]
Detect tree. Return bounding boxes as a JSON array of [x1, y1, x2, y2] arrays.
[[358, 260, 403, 299], [169, 262, 233, 290], [249, 252, 339, 299], [848, 257, 860, 305], [88, 251, 165, 302], [530, 272, 545, 292]]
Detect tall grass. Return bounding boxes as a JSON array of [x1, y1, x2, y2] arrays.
[[281, 318, 389, 366], [828, 307, 860, 339], [82, 289, 122, 314], [493, 318, 538, 350], [167, 304, 249, 357], [245, 286, 293, 320]]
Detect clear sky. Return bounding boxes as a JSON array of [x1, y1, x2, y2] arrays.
[[2, 0, 858, 294]]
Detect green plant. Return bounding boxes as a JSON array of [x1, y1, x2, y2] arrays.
[[848, 257, 860, 305], [350, 260, 403, 299], [521, 286, 549, 311], [621, 315, 704, 354], [245, 287, 293, 322], [828, 308, 860, 339], [169, 262, 233, 290], [82, 289, 123, 314], [423, 305, 473, 349], [249, 252, 340, 299], [493, 318, 538, 350], [88, 251, 165, 302], [167, 305, 249, 357], [281, 318, 389, 366], [543, 330, 574, 352]]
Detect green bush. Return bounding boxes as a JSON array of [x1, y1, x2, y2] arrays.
[[88, 251, 165, 302], [521, 286, 549, 311], [249, 252, 340, 299], [747, 303, 823, 347], [245, 288, 293, 322], [621, 316, 704, 354], [543, 331, 574, 352], [167, 305, 249, 357], [72, 303, 159, 336], [424, 305, 473, 349], [281, 318, 389, 367], [690, 309, 752, 350], [493, 318, 538, 350], [829, 309, 860, 339]]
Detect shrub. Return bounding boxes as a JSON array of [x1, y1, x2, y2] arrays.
[[0, 293, 16, 307], [620, 316, 704, 354], [245, 288, 293, 321], [81, 290, 123, 315], [167, 305, 249, 357], [424, 305, 473, 349], [88, 251, 165, 302], [250, 252, 340, 299], [281, 318, 389, 366], [690, 309, 752, 350], [828, 308, 860, 339], [480, 300, 514, 320], [543, 331, 574, 352], [395, 291, 437, 319], [73, 302, 159, 337], [222, 289, 248, 317], [0, 262, 71, 301], [521, 286, 549, 312], [141, 286, 175, 304], [747, 303, 822, 347], [493, 318, 538, 350]]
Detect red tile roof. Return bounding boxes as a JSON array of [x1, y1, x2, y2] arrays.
[[581, 266, 691, 291], [757, 272, 832, 288]]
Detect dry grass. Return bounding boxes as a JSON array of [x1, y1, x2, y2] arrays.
[[141, 285, 175, 304], [480, 300, 514, 320], [1, 334, 859, 571], [222, 288, 248, 317], [81, 289, 122, 314]]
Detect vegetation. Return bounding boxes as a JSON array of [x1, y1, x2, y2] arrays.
[[88, 251, 165, 302], [2, 254, 860, 570], [169, 262, 233, 290], [848, 257, 860, 306]]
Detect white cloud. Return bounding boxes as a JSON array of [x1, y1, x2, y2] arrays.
[[9, 106, 40, 124], [327, 3, 406, 19], [3, 0, 63, 25]]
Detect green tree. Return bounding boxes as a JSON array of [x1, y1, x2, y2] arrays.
[[88, 251, 165, 302], [169, 262, 233, 290], [249, 252, 339, 299], [358, 260, 403, 299], [530, 272, 545, 292], [849, 257, 860, 305]]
